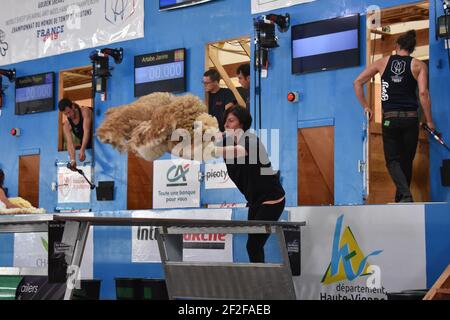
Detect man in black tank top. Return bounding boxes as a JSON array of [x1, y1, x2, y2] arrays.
[[353, 30, 435, 203], [58, 98, 93, 169]]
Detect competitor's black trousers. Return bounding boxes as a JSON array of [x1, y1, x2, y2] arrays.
[[382, 116, 419, 202], [247, 198, 286, 263]]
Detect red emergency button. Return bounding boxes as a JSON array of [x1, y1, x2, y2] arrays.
[[287, 91, 299, 103], [10, 128, 21, 136]]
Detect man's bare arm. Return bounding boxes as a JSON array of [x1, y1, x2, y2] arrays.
[[0, 188, 20, 209], [353, 59, 383, 118], [63, 120, 76, 163], [79, 108, 93, 159], [416, 61, 434, 130]]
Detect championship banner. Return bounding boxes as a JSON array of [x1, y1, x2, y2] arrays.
[[289, 205, 427, 300], [0, 0, 144, 66], [131, 209, 233, 263], [251, 0, 315, 14], [13, 229, 94, 280], [57, 164, 92, 203], [153, 159, 201, 209]]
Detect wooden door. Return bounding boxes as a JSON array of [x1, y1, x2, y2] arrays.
[[127, 152, 153, 210], [367, 124, 430, 203], [18, 155, 40, 208], [298, 126, 334, 205], [58, 66, 93, 151]]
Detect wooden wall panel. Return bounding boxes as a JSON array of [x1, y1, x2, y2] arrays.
[[18, 155, 40, 208], [127, 152, 153, 210], [298, 127, 334, 206], [367, 125, 430, 204]]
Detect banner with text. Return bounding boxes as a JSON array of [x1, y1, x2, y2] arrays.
[[289, 205, 427, 300], [14, 229, 94, 279], [0, 0, 144, 66], [131, 209, 233, 263], [57, 164, 92, 203], [251, 0, 315, 14], [153, 159, 200, 209], [204, 162, 237, 190]]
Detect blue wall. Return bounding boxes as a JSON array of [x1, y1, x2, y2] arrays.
[[429, 0, 450, 202], [0, 0, 449, 208], [425, 202, 450, 288]]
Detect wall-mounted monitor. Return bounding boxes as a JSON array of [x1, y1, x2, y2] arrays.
[[159, 0, 214, 11], [134, 48, 186, 97], [15, 72, 55, 115], [292, 14, 360, 74]]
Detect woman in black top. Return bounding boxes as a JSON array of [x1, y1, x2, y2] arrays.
[[213, 105, 285, 262]]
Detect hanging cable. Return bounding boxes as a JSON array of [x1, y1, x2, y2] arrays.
[[252, 13, 290, 132], [435, 0, 439, 40], [253, 33, 259, 130]]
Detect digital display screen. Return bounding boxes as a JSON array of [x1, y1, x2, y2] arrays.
[[292, 14, 360, 74], [135, 61, 184, 84], [15, 72, 55, 115], [134, 48, 186, 97], [159, 0, 213, 11], [16, 83, 53, 103]]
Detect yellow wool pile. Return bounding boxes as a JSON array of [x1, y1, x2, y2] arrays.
[[9, 197, 33, 208], [0, 197, 46, 214]]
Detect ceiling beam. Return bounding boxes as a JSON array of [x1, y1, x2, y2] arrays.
[[372, 28, 429, 56], [208, 45, 246, 107]]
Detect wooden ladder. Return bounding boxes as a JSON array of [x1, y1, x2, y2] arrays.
[[423, 264, 450, 300]]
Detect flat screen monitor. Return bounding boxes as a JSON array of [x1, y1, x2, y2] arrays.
[[15, 72, 55, 115], [292, 14, 360, 74], [134, 48, 186, 97], [159, 0, 214, 11]]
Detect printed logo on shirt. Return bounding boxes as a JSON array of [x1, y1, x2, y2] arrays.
[[381, 80, 389, 101], [390, 60, 406, 83]]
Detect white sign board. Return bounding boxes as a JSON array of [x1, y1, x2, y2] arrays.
[[57, 165, 92, 203], [289, 205, 427, 300], [153, 159, 201, 209], [14, 229, 94, 279], [0, 0, 144, 66], [251, 0, 315, 14], [131, 209, 233, 263], [204, 162, 237, 190]]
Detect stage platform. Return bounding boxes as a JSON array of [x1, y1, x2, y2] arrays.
[[0, 202, 448, 300]]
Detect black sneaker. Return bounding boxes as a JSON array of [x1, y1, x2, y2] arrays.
[[398, 196, 414, 203]]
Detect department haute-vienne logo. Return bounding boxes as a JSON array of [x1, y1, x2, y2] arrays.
[[322, 215, 383, 285]]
